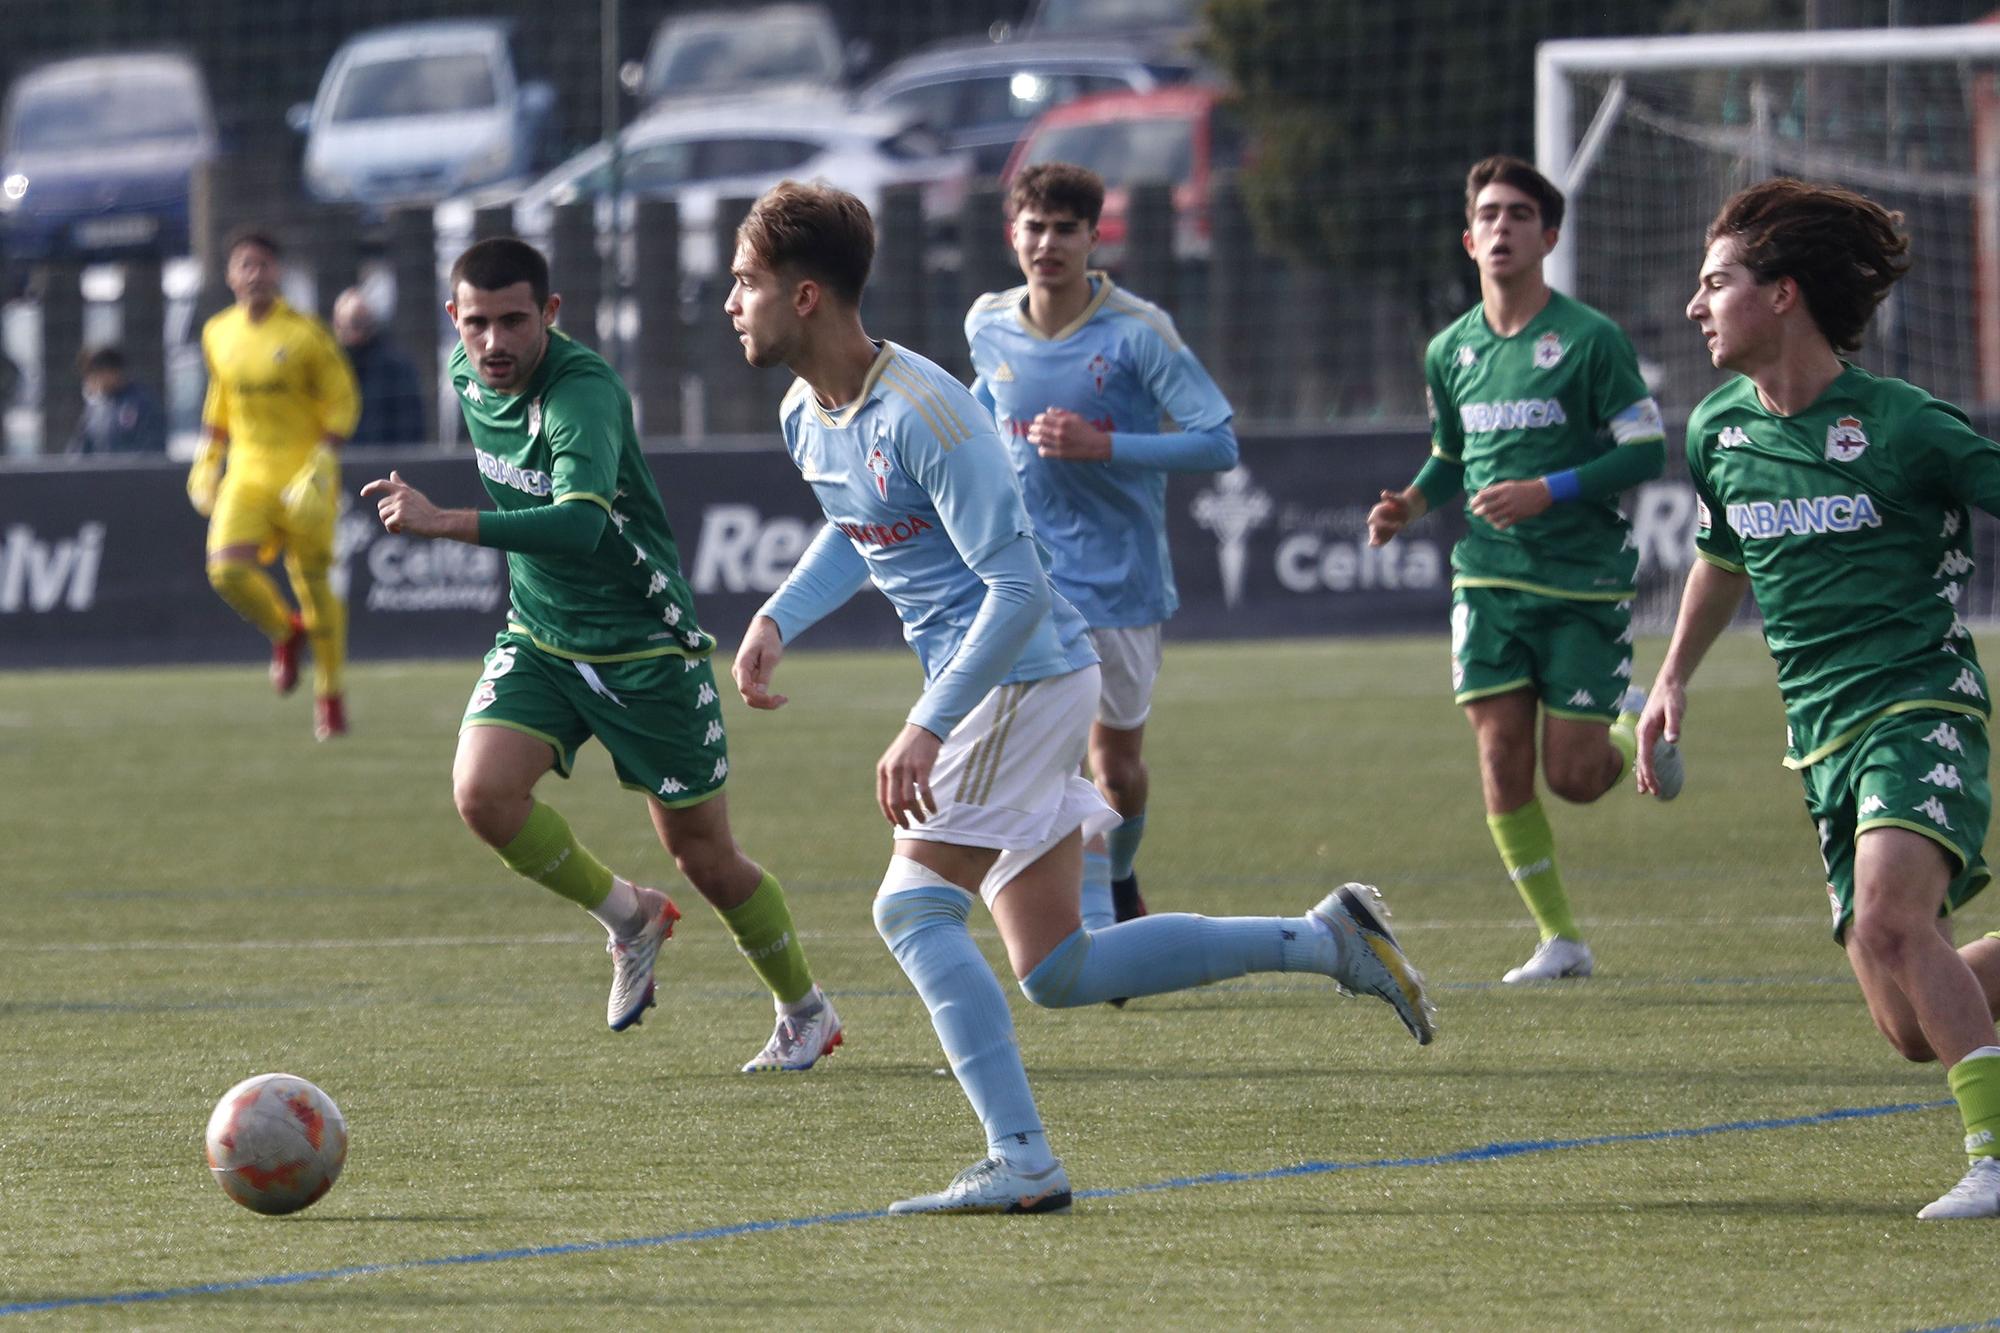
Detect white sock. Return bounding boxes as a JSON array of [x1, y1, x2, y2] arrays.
[[778, 984, 824, 1017], [589, 876, 645, 937]]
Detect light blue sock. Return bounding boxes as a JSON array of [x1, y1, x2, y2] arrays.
[[873, 881, 1055, 1172], [1080, 849, 1114, 931], [1019, 913, 1330, 1009], [1107, 812, 1147, 881]]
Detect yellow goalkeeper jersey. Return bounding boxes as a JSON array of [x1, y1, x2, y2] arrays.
[[200, 299, 360, 484]]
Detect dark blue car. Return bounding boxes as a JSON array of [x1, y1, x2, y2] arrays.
[[0, 51, 218, 262]]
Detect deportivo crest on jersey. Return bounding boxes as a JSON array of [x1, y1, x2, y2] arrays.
[[1825, 415, 1869, 462], [1455, 345, 1478, 368], [1533, 332, 1565, 369], [1718, 426, 1752, 449], [865, 444, 895, 498], [527, 398, 543, 443], [1087, 352, 1112, 393]]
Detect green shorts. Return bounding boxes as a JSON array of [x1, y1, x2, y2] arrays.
[[1449, 584, 1632, 721], [461, 630, 729, 807], [1803, 708, 1992, 943]]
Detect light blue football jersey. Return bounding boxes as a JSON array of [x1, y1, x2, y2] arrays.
[[966, 274, 1237, 628], [775, 342, 1096, 725]]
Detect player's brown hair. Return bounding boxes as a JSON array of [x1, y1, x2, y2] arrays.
[[449, 237, 551, 307], [735, 181, 875, 306], [1704, 178, 1910, 353], [1008, 162, 1105, 227], [224, 226, 282, 261], [1464, 155, 1565, 233]]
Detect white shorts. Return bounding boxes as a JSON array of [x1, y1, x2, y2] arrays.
[[895, 665, 1120, 905], [1089, 624, 1164, 730]]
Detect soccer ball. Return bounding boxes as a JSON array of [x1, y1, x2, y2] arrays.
[[203, 1073, 348, 1215]]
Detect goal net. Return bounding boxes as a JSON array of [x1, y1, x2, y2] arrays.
[[1538, 24, 2000, 626]]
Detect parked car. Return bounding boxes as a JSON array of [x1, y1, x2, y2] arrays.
[[290, 19, 558, 209], [624, 4, 862, 112], [0, 51, 217, 262], [436, 97, 968, 277], [1022, 0, 1205, 48], [856, 36, 1197, 177], [1001, 86, 1243, 257]]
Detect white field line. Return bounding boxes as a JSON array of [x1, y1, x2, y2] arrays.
[[0, 914, 1840, 953]]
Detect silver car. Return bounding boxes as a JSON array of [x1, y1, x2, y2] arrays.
[[291, 19, 558, 209]]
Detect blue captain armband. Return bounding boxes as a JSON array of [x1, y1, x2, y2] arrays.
[[1544, 469, 1582, 503]]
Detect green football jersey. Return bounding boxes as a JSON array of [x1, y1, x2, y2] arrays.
[[1688, 364, 2000, 768], [451, 331, 711, 662], [1425, 290, 1665, 600]]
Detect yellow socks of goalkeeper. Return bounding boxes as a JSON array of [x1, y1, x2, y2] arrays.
[[1487, 797, 1580, 942], [290, 562, 345, 697], [496, 801, 615, 910], [208, 558, 294, 643], [1949, 1048, 2000, 1159], [715, 873, 816, 1008]]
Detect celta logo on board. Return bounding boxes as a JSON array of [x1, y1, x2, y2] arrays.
[[0, 522, 105, 613]]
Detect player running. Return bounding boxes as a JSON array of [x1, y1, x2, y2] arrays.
[[1368, 155, 1681, 983], [190, 228, 359, 740], [361, 238, 839, 1074], [725, 181, 1434, 1216], [1640, 179, 2000, 1219], [965, 162, 1239, 937]]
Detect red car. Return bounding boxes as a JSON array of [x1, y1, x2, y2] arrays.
[[1000, 85, 1244, 257]]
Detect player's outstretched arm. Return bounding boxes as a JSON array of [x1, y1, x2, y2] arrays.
[[731, 615, 789, 711], [1636, 558, 1749, 794], [360, 470, 479, 543]]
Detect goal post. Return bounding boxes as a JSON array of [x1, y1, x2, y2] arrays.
[[1535, 23, 2000, 416]]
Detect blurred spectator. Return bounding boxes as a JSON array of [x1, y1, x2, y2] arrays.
[[70, 345, 165, 454], [332, 287, 425, 446]]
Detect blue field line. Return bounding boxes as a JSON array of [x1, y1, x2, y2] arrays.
[[1912, 1321, 2000, 1333], [0, 1097, 1959, 1319]]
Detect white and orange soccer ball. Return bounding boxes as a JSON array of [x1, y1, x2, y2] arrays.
[[203, 1073, 348, 1215]]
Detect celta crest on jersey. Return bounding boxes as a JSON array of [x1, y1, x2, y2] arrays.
[[1825, 415, 1869, 462], [1088, 352, 1111, 394], [1532, 332, 1564, 369], [865, 443, 894, 498]]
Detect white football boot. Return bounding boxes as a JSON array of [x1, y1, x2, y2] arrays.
[[606, 886, 680, 1031], [740, 989, 845, 1072], [1309, 883, 1438, 1045], [888, 1157, 1073, 1215], [1502, 935, 1595, 984], [1916, 1155, 2000, 1219]]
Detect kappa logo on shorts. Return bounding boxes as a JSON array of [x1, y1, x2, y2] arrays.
[[1923, 721, 1966, 754], [703, 719, 723, 745], [1824, 415, 1869, 462], [1858, 794, 1889, 817], [1914, 795, 1954, 829], [1950, 668, 1986, 699], [658, 777, 688, 797], [1568, 689, 1595, 708], [1921, 763, 1965, 791], [468, 680, 498, 712]]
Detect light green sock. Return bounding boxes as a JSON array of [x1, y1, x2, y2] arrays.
[[716, 872, 815, 1006], [1486, 798, 1579, 942], [495, 801, 614, 909], [1607, 714, 1639, 782], [1949, 1048, 2000, 1158]]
